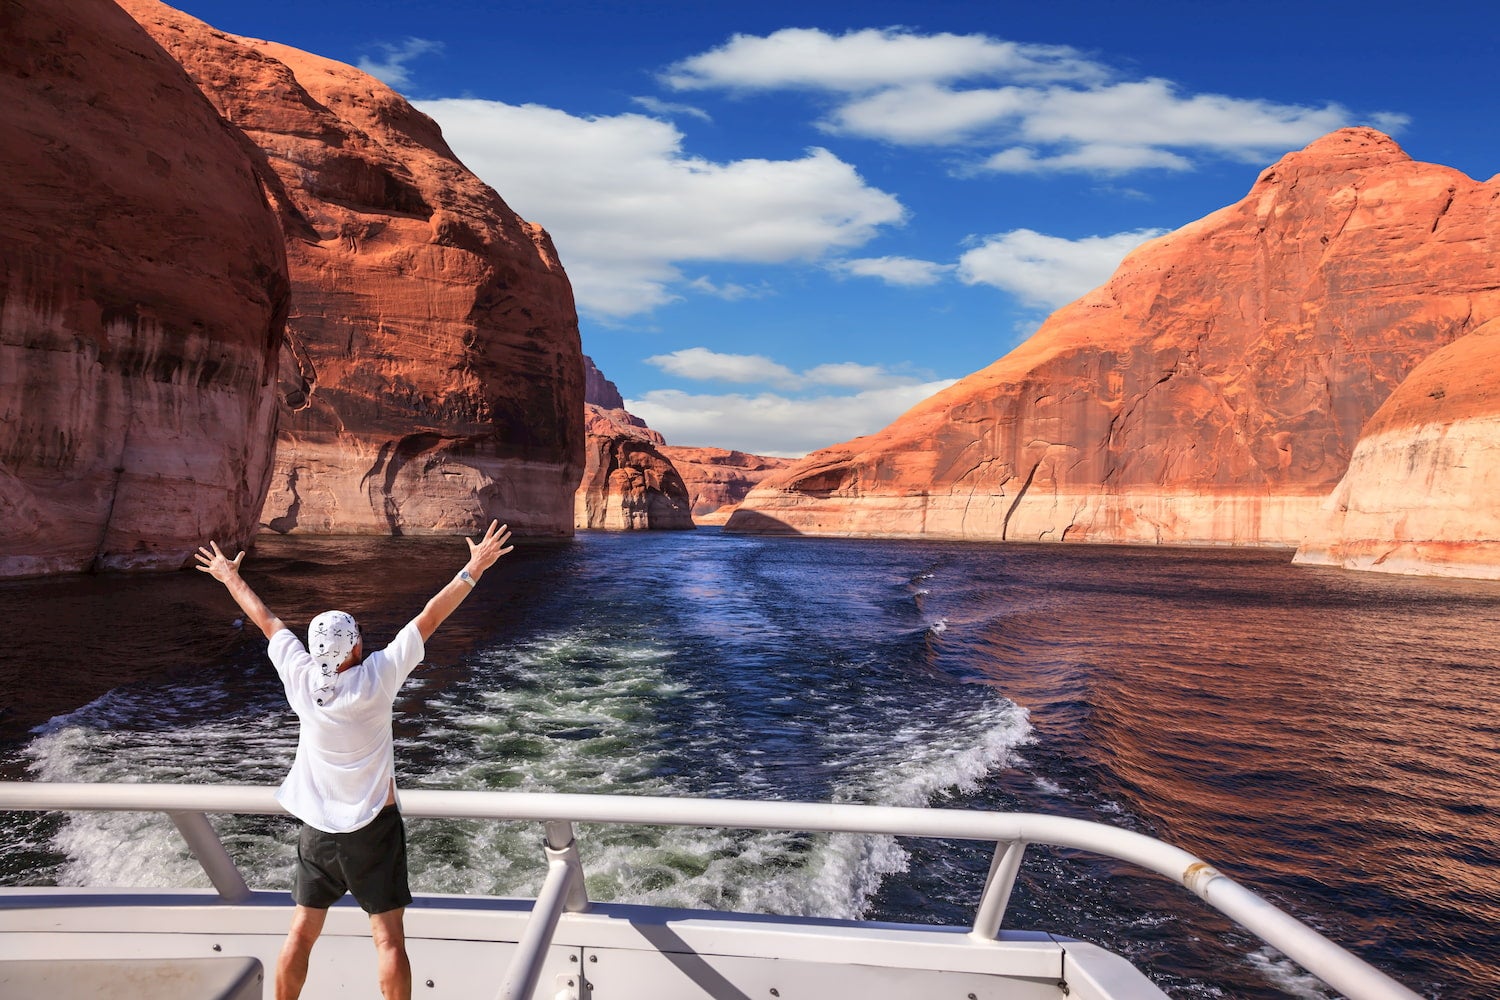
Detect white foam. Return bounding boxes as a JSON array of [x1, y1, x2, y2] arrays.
[[21, 624, 1034, 923], [1245, 946, 1335, 999]]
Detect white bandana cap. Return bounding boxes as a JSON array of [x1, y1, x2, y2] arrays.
[[308, 610, 361, 673]]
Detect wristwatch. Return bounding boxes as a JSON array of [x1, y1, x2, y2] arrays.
[[458, 569, 476, 588]]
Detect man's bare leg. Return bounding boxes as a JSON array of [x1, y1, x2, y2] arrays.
[[370, 907, 412, 1000], [276, 905, 328, 1000]]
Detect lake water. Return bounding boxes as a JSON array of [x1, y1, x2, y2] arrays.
[[1, 529, 1496, 998]]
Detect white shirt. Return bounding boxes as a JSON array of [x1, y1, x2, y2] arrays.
[[268, 621, 425, 833]]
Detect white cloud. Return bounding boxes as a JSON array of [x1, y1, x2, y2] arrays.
[[828, 83, 1034, 145], [631, 95, 713, 122], [834, 256, 954, 287], [957, 228, 1165, 309], [801, 361, 920, 389], [357, 37, 443, 90], [687, 276, 770, 301], [647, 347, 941, 393], [626, 380, 958, 457], [1012, 79, 1368, 164], [983, 144, 1194, 175], [664, 28, 1407, 175], [664, 27, 1102, 92], [647, 348, 800, 388], [417, 99, 906, 318]]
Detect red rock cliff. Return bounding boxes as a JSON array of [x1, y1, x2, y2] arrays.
[[0, 0, 289, 578], [575, 357, 692, 530], [123, 0, 584, 538], [658, 447, 795, 522], [1295, 318, 1500, 577], [730, 129, 1500, 546]]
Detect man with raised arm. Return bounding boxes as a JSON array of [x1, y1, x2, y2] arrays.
[[195, 521, 514, 1000]]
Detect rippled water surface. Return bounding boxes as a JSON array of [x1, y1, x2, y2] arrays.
[[2, 530, 1497, 998]]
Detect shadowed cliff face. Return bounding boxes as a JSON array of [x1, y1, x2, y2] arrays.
[[575, 358, 692, 530], [123, 0, 584, 538], [1296, 318, 1500, 577], [731, 128, 1500, 548], [572, 357, 788, 528], [574, 405, 694, 531], [0, 0, 290, 578], [658, 447, 795, 521]]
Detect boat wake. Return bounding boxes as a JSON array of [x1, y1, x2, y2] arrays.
[[11, 623, 1031, 922]]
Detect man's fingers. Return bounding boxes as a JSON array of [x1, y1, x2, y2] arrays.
[[195, 541, 244, 575]]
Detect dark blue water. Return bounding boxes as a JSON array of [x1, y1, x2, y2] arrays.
[[2, 530, 1496, 997]]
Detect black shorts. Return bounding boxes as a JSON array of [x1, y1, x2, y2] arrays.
[[293, 805, 412, 914]]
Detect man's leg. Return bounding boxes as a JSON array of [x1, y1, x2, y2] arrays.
[[370, 907, 412, 1000], [276, 904, 328, 1000]]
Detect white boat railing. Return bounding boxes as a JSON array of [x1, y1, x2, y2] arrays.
[[0, 782, 1422, 1000]]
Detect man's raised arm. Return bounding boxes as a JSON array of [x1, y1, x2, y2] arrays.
[[412, 521, 514, 642], [195, 541, 286, 639]]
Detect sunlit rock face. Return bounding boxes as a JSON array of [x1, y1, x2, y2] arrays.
[[0, 0, 289, 578], [575, 357, 691, 530], [123, 0, 584, 537], [730, 129, 1500, 547], [1295, 318, 1500, 578], [658, 447, 796, 522]]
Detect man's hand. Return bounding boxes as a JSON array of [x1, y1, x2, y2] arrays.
[[195, 541, 284, 639], [195, 541, 246, 583], [414, 521, 516, 641], [464, 521, 514, 578]]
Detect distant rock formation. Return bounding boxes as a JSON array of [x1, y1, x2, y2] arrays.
[[1295, 318, 1500, 577], [124, 0, 584, 538], [659, 447, 796, 523], [581, 355, 661, 443], [730, 129, 1500, 549], [0, 0, 289, 578], [575, 357, 692, 530]]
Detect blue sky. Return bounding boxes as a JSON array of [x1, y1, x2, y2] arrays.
[[169, 0, 1499, 457]]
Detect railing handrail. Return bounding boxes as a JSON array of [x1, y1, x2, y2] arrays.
[[0, 782, 1422, 1000]]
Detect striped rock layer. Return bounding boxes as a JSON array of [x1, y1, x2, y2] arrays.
[[0, 0, 289, 577], [125, 0, 584, 538], [730, 129, 1500, 555]]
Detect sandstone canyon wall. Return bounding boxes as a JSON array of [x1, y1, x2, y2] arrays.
[[1295, 318, 1500, 577], [658, 446, 795, 523], [124, 0, 584, 538], [575, 357, 692, 530], [0, 0, 289, 577], [730, 129, 1500, 549]]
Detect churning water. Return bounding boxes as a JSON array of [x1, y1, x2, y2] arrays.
[[1, 530, 1497, 998]]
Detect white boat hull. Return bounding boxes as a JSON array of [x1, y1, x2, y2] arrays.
[[0, 886, 1160, 999]]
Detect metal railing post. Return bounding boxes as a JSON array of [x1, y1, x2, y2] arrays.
[[167, 810, 251, 904], [497, 821, 587, 1000], [970, 838, 1025, 940], [544, 820, 590, 913]]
